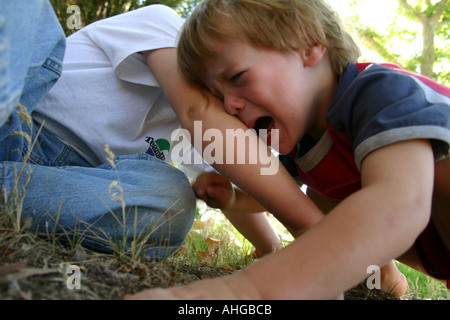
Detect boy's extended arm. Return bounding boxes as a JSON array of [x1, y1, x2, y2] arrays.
[[242, 139, 435, 299], [142, 48, 324, 236], [130, 139, 434, 299], [222, 208, 284, 255]]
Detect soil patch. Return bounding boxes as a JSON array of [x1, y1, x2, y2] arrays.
[[0, 228, 398, 300]]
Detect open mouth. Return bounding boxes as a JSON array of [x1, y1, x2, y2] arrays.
[[255, 117, 273, 133], [254, 116, 274, 133], [254, 116, 275, 143]]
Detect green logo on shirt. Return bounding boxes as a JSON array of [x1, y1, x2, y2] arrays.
[[145, 136, 170, 160]]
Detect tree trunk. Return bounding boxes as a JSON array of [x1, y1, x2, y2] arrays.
[[420, 18, 436, 78]]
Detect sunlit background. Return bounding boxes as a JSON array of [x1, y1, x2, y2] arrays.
[[329, 0, 449, 84]]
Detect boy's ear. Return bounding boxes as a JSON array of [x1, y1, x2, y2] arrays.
[[301, 44, 326, 67]]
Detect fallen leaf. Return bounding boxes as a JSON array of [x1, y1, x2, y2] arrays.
[[196, 251, 209, 260], [173, 244, 187, 256], [192, 218, 215, 230], [206, 237, 223, 246], [222, 266, 235, 271], [192, 220, 205, 229], [206, 237, 223, 255]]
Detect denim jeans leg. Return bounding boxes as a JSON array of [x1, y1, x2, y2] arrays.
[[1, 154, 196, 260], [0, 0, 65, 160]]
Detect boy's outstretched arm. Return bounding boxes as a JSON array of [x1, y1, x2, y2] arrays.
[[129, 139, 434, 299], [142, 48, 324, 236]]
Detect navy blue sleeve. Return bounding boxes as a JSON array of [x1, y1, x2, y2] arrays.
[[327, 64, 450, 170]]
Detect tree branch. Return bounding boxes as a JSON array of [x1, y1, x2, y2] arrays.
[[432, 0, 448, 27], [398, 0, 421, 20]]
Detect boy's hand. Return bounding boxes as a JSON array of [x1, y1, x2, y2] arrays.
[[192, 172, 236, 209], [125, 273, 262, 300]]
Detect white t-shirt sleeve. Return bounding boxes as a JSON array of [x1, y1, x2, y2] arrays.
[[81, 5, 183, 86]]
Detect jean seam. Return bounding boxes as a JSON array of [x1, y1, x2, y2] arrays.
[[43, 57, 63, 75], [27, 57, 63, 78], [51, 144, 74, 167]]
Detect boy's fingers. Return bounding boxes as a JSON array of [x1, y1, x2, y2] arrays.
[[206, 185, 236, 209]]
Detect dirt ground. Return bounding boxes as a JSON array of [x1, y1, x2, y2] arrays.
[[0, 227, 398, 300]]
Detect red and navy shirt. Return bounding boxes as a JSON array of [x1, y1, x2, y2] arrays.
[[280, 63, 450, 200]]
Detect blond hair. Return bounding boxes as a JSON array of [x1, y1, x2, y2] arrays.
[[177, 0, 360, 83]]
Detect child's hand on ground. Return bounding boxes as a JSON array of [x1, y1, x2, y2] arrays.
[[192, 172, 236, 210], [125, 273, 261, 300]]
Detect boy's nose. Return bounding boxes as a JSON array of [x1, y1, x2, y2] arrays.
[[224, 95, 245, 116]]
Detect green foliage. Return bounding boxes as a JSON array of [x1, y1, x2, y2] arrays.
[[349, 0, 449, 85], [175, 0, 202, 18]]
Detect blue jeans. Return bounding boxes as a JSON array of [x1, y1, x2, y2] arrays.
[[0, 1, 196, 260]]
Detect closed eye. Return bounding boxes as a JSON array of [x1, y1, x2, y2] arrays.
[[229, 71, 244, 83]]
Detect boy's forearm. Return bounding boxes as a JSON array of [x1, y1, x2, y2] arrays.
[[240, 205, 384, 299], [222, 209, 283, 255], [129, 184, 429, 300], [240, 187, 428, 299], [226, 189, 266, 213]]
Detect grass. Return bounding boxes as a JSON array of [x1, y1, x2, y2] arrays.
[[396, 261, 449, 300], [169, 201, 260, 270]]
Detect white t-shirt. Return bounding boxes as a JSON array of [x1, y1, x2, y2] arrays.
[[34, 5, 210, 179]]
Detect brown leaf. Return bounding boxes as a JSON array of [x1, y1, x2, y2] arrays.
[[222, 265, 235, 271], [206, 237, 223, 246], [196, 251, 209, 260], [192, 218, 215, 230]]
